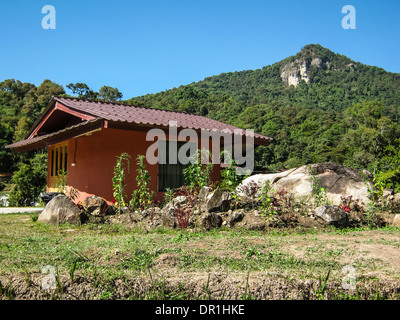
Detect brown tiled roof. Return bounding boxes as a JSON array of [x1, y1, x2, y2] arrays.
[[6, 96, 272, 152], [54, 97, 271, 140], [6, 119, 104, 151]]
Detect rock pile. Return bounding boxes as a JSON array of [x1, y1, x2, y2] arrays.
[[37, 163, 399, 231]]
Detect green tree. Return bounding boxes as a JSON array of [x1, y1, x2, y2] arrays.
[[0, 123, 14, 173], [66, 83, 90, 98], [98, 85, 123, 102], [8, 152, 47, 206]]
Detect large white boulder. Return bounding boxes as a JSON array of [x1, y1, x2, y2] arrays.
[[38, 195, 82, 226], [237, 163, 373, 205]]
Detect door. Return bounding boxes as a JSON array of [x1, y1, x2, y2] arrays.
[[48, 142, 69, 192]]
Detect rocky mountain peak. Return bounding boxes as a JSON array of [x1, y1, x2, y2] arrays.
[[280, 44, 335, 87]]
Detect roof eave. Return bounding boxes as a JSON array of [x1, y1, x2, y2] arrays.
[[6, 119, 105, 153]]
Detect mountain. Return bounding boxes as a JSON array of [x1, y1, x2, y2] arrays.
[[126, 44, 400, 173], [1, 44, 400, 191]]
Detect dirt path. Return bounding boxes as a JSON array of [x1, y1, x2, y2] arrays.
[[0, 207, 43, 214]]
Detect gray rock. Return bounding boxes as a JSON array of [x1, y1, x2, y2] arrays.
[[172, 195, 187, 206], [315, 205, 349, 227], [393, 193, 400, 204], [230, 211, 244, 225], [161, 203, 177, 228], [206, 189, 233, 212], [82, 196, 110, 216], [382, 189, 394, 200], [198, 212, 222, 230], [245, 215, 266, 230], [393, 214, 400, 228], [281, 59, 310, 87], [199, 186, 212, 202], [238, 163, 373, 205], [38, 195, 82, 226]]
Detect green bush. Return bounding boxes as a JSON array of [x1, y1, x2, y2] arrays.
[[8, 152, 47, 207], [130, 155, 154, 212], [183, 149, 213, 193]]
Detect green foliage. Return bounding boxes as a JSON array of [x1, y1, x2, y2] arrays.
[[163, 188, 174, 205], [8, 152, 47, 206], [3, 43, 400, 202], [183, 149, 213, 193], [0, 123, 14, 173], [66, 83, 96, 99], [0, 79, 65, 173], [56, 169, 80, 202], [258, 181, 276, 215], [112, 153, 131, 212], [98, 85, 123, 102], [130, 155, 154, 212], [220, 158, 243, 190], [315, 269, 331, 300], [259, 183, 296, 219], [66, 82, 123, 102], [309, 167, 329, 206], [373, 139, 400, 193], [125, 45, 400, 173]]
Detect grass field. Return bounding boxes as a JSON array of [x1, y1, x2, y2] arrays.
[[1, 212, 400, 300]]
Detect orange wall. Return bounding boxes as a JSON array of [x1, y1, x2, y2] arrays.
[[50, 128, 221, 205]]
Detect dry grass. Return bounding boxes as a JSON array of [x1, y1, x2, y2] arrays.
[[1, 212, 400, 300]]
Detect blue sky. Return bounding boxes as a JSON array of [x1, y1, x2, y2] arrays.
[[0, 0, 399, 99]]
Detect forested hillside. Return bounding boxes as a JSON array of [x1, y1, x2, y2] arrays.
[[1, 44, 400, 194], [126, 44, 400, 183]]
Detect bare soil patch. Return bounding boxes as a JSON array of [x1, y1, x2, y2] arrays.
[[1, 213, 400, 300]]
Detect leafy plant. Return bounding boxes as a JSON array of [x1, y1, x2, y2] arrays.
[[69, 259, 79, 283], [8, 152, 47, 207], [130, 155, 154, 212], [220, 151, 243, 190], [315, 269, 331, 300], [164, 188, 174, 205], [173, 186, 198, 229], [112, 152, 131, 213], [339, 195, 364, 214], [183, 148, 213, 193], [56, 169, 80, 202], [258, 180, 276, 216], [309, 166, 329, 206], [237, 180, 260, 198], [369, 168, 387, 200], [373, 139, 400, 193], [241, 272, 255, 300]]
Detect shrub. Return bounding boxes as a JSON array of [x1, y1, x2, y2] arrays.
[[173, 185, 198, 229], [130, 155, 154, 212], [112, 152, 131, 212], [220, 151, 243, 190], [8, 152, 47, 207], [237, 180, 260, 198], [183, 149, 213, 194]]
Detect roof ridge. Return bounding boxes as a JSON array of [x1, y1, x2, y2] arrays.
[[54, 95, 219, 119], [52, 96, 272, 141]]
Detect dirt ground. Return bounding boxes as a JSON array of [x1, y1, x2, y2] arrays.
[[1, 211, 400, 300], [1, 228, 400, 300]]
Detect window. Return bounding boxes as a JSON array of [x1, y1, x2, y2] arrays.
[[158, 141, 195, 191]]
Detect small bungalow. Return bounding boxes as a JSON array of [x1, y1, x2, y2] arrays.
[[6, 97, 271, 204]]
